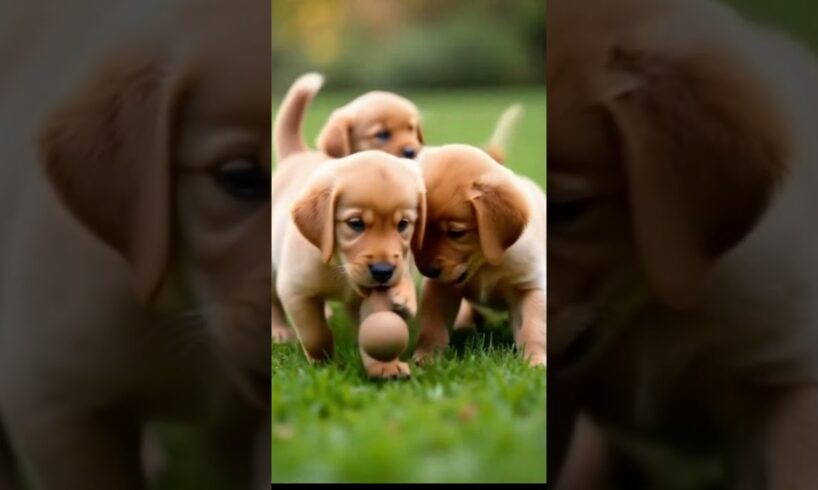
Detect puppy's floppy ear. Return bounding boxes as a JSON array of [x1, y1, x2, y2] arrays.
[[292, 177, 337, 264], [317, 109, 352, 158], [412, 190, 427, 252], [39, 49, 180, 303], [603, 46, 788, 309], [415, 123, 425, 145], [470, 174, 530, 265]]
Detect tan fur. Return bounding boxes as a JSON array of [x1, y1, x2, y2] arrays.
[[272, 78, 426, 379], [548, 0, 818, 487], [0, 1, 271, 488], [317, 91, 424, 159], [484, 103, 523, 165], [273, 72, 324, 162], [411, 145, 546, 367]]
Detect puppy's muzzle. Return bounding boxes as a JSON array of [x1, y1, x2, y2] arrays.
[[369, 262, 395, 284]]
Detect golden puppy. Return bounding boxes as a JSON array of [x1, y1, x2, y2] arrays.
[[272, 75, 426, 379], [548, 0, 818, 487], [411, 144, 546, 367], [311, 76, 520, 164], [317, 90, 423, 159]]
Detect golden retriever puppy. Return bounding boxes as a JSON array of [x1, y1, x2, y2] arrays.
[[311, 74, 520, 164], [411, 144, 546, 367], [272, 75, 426, 379], [548, 0, 818, 487], [317, 90, 423, 159]]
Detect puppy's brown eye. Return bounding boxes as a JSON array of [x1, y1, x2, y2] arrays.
[[548, 199, 591, 225], [447, 229, 467, 240], [347, 218, 365, 232], [212, 158, 269, 201], [397, 218, 410, 232], [375, 130, 391, 141]]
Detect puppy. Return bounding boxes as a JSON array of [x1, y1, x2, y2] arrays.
[[0, 1, 271, 488], [272, 74, 520, 339], [310, 74, 521, 164], [317, 90, 423, 159], [548, 0, 818, 487], [411, 144, 546, 367], [272, 75, 426, 379]]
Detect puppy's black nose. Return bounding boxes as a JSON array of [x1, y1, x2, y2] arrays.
[[402, 148, 416, 159], [369, 262, 395, 284], [423, 266, 442, 279]]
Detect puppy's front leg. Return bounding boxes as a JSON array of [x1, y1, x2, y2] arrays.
[[413, 279, 463, 364], [282, 295, 333, 362], [514, 288, 547, 367], [271, 294, 295, 343], [386, 269, 418, 320]]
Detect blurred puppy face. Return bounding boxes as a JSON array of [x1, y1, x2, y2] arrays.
[[413, 145, 529, 285], [317, 92, 424, 159], [39, 3, 273, 399], [547, 0, 789, 360], [292, 151, 426, 292]]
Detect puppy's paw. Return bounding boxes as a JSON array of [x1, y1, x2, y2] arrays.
[[271, 324, 296, 343], [527, 353, 547, 369], [413, 330, 450, 365], [388, 283, 417, 319], [412, 345, 447, 365], [364, 359, 411, 379], [412, 349, 436, 365]]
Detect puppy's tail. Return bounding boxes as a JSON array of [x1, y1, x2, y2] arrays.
[[484, 103, 523, 165], [274, 72, 324, 163]]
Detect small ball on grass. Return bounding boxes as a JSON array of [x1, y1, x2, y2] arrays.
[[359, 311, 409, 362]]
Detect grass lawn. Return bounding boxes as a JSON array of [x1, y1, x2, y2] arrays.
[[271, 87, 547, 483]]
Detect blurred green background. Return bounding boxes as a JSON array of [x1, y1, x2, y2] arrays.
[[724, 0, 818, 50], [271, 0, 545, 92], [271, 0, 546, 484]]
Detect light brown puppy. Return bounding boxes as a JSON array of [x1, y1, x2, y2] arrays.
[[548, 0, 818, 487], [415, 103, 525, 332], [411, 144, 546, 367], [312, 78, 520, 164], [272, 76, 426, 379], [0, 1, 271, 489], [317, 90, 424, 159]]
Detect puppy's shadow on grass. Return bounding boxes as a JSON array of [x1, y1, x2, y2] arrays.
[[449, 311, 515, 354]]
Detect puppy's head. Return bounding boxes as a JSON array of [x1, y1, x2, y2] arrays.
[[292, 151, 426, 293], [547, 0, 790, 356], [412, 144, 530, 285], [38, 3, 272, 403], [317, 91, 423, 159]]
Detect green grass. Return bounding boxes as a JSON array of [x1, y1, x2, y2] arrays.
[[271, 88, 546, 483]]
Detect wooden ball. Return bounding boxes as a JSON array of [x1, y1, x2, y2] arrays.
[[359, 311, 409, 362]]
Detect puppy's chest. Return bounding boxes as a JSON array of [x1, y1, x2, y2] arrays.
[[463, 270, 511, 308]]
